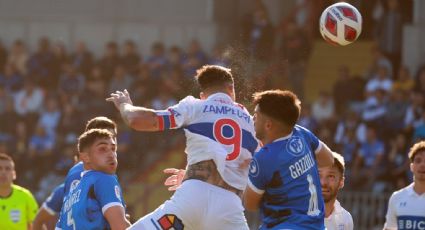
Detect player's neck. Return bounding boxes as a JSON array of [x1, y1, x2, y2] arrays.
[[0, 185, 12, 197], [413, 181, 425, 195], [324, 199, 336, 218]]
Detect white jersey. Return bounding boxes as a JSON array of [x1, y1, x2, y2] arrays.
[[384, 183, 425, 230], [324, 200, 353, 230], [164, 93, 259, 190]]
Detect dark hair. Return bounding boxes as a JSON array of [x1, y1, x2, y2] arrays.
[[195, 65, 234, 91], [408, 141, 425, 162], [253, 90, 301, 127], [78, 129, 114, 153], [0, 153, 13, 162], [85, 116, 116, 132]]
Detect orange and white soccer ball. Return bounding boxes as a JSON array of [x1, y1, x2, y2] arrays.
[[319, 2, 362, 46]]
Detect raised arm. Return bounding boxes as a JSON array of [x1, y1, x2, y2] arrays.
[[315, 141, 334, 168], [106, 90, 160, 131]]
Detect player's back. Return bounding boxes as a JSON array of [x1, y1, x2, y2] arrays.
[[251, 125, 325, 229], [169, 93, 258, 190], [58, 170, 124, 230]]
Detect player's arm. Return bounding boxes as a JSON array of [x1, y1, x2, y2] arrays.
[[244, 155, 267, 211], [243, 185, 263, 211], [33, 184, 64, 230], [33, 208, 55, 230], [104, 206, 130, 230], [315, 141, 334, 168], [383, 194, 398, 230], [95, 176, 130, 229], [117, 103, 160, 131], [107, 89, 181, 132]]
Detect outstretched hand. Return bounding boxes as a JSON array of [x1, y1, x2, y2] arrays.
[[106, 89, 133, 110], [163, 168, 186, 191]]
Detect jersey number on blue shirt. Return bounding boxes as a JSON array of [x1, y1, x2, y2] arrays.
[[307, 174, 320, 216]]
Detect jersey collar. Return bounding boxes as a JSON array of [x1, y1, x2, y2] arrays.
[[406, 183, 425, 197], [273, 132, 293, 143], [207, 92, 233, 102]]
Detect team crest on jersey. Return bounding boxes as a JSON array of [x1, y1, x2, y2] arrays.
[[157, 214, 184, 230], [249, 158, 260, 177], [286, 136, 304, 156], [70, 179, 80, 192], [115, 185, 121, 201], [10, 209, 21, 223]]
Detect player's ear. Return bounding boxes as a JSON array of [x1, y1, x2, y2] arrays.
[[339, 176, 345, 189], [79, 151, 90, 164], [12, 169, 16, 181], [200, 92, 206, 100]]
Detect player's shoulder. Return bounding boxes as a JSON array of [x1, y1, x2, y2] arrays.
[[179, 95, 199, 104], [390, 183, 414, 200], [86, 170, 117, 182], [12, 184, 35, 198], [294, 124, 314, 135], [67, 162, 84, 176]]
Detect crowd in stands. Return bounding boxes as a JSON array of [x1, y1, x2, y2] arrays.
[[0, 0, 420, 205]]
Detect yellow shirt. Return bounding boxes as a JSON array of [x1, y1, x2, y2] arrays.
[[0, 184, 39, 230]]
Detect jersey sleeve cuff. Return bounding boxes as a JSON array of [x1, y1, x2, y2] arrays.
[[315, 141, 323, 154], [102, 202, 124, 214], [42, 203, 57, 215], [248, 179, 265, 195]]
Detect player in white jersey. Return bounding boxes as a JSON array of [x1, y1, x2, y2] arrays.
[[384, 141, 425, 230], [107, 65, 259, 230], [319, 152, 353, 230]]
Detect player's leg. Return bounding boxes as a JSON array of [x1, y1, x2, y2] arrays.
[[128, 180, 206, 230]]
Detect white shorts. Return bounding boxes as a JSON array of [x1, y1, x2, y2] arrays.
[[128, 180, 249, 230]]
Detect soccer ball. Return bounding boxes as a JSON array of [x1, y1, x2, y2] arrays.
[[319, 2, 362, 46]]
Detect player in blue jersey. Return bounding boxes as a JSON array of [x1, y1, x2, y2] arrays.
[[244, 90, 334, 230], [57, 128, 130, 230], [33, 116, 117, 230]]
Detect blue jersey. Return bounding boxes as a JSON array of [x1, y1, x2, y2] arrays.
[[248, 125, 325, 230], [57, 170, 125, 230], [63, 162, 84, 196], [42, 183, 64, 215]]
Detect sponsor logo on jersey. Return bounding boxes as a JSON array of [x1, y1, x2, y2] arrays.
[[70, 179, 80, 192], [157, 214, 184, 230], [249, 158, 260, 177], [397, 216, 425, 230], [10, 209, 21, 223], [286, 136, 304, 156], [115, 185, 121, 201]]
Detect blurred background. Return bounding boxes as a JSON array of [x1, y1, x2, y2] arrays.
[[0, 0, 424, 229]]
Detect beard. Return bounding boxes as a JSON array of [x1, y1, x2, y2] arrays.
[[322, 187, 338, 203]]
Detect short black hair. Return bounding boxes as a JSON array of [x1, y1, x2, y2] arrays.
[[253, 90, 301, 127], [78, 129, 114, 153], [195, 65, 234, 91], [85, 116, 116, 132], [408, 141, 425, 162]]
